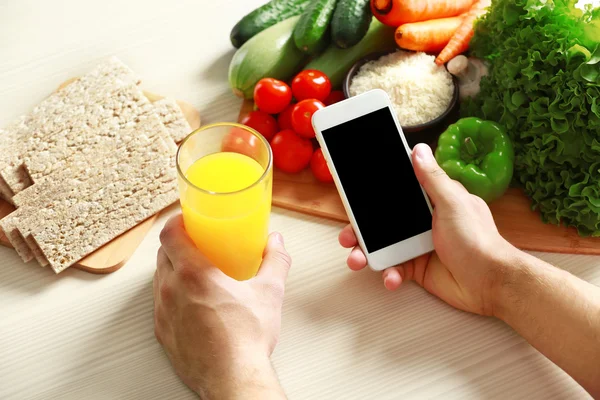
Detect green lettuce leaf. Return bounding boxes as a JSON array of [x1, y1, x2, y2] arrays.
[[462, 0, 600, 236]]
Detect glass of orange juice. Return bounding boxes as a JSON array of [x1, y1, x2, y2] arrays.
[[176, 122, 273, 281]]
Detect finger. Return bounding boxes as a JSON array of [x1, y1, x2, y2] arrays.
[[152, 287, 173, 349], [382, 268, 403, 291], [153, 250, 179, 326], [382, 257, 419, 290], [159, 214, 214, 273], [256, 232, 292, 284], [411, 253, 431, 287], [412, 143, 460, 207], [453, 180, 469, 194], [156, 246, 173, 280], [155, 246, 175, 299], [339, 224, 358, 248], [152, 269, 159, 303], [347, 246, 367, 271]]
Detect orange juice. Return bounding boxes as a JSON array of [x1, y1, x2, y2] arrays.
[[180, 151, 272, 280]]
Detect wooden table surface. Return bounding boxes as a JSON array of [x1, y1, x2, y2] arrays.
[[0, 1, 598, 399]]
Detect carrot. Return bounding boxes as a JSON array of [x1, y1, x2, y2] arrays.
[[435, 0, 491, 65], [395, 16, 465, 53], [371, 0, 475, 27]]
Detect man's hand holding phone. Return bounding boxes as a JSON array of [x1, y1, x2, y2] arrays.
[[339, 143, 518, 317]]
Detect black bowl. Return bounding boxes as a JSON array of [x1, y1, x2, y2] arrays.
[[342, 50, 460, 149]]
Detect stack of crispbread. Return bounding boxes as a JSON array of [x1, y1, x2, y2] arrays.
[[0, 57, 191, 273]]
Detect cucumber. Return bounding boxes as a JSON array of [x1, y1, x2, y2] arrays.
[[331, 0, 372, 49], [292, 0, 338, 55], [230, 0, 311, 49], [303, 18, 396, 89], [229, 16, 307, 99]]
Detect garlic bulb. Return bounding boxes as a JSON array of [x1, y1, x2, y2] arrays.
[[447, 55, 489, 100]]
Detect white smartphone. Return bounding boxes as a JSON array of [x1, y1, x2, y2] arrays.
[[311, 89, 434, 271]]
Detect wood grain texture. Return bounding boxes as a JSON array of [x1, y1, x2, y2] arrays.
[[0, 0, 597, 399], [0, 85, 200, 274], [239, 100, 600, 255]]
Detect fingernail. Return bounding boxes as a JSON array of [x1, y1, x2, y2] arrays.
[[274, 232, 284, 245], [383, 276, 392, 291], [415, 144, 434, 163]]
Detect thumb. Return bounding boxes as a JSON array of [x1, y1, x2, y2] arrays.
[[257, 232, 292, 284], [412, 143, 459, 207]]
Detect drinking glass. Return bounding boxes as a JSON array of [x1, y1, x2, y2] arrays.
[[176, 123, 273, 281]]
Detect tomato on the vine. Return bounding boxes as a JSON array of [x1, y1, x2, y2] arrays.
[[271, 129, 314, 174], [277, 104, 295, 131], [291, 70, 332, 102], [240, 110, 278, 141], [324, 90, 345, 106], [310, 148, 334, 183], [291, 99, 325, 139], [254, 78, 292, 114]]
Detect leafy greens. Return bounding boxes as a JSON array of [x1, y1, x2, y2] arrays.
[[462, 0, 600, 236]]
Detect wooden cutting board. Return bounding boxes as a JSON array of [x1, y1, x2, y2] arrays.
[[238, 100, 600, 255], [0, 80, 201, 274]]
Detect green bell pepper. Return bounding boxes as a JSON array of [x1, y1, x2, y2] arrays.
[[434, 117, 514, 203]]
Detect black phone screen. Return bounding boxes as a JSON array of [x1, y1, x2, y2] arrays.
[[321, 106, 432, 253]]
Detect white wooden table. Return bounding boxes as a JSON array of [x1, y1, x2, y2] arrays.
[[0, 1, 598, 398]]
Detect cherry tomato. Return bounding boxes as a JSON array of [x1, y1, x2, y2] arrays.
[[291, 70, 332, 102], [291, 99, 325, 139], [221, 127, 262, 160], [324, 90, 345, 106], [310, 148, 334, 183], [240, 110, 278, 141], [277, 104, 295, 131], [254, 78, 292, 115], [271, 129, 314, 173]]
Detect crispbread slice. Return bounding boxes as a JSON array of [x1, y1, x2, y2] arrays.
[[22, 83, 154, 185], [152, 98, 192, 143], [31, 161, 177, 272], [0, 179, 13, 201], [0, 56, 142, 195], [30, 170, 177, 272], [0, 120, 26, 201], [26, 115, 178, 273], [0, 121, 22, 153], [0, 211, 34, 262]]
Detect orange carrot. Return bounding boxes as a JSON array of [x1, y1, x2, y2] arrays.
[[395, 16, 465, 53], [371, 0, 475, 27], [435, 0, 491, 65]]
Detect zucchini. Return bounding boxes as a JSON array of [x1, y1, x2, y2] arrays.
[[303, 18, 396, 89], [229, 16, 307, 99], [230, 0, 311, 49], [331, 0, 372, 49], [292, 0, 338, 55]]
